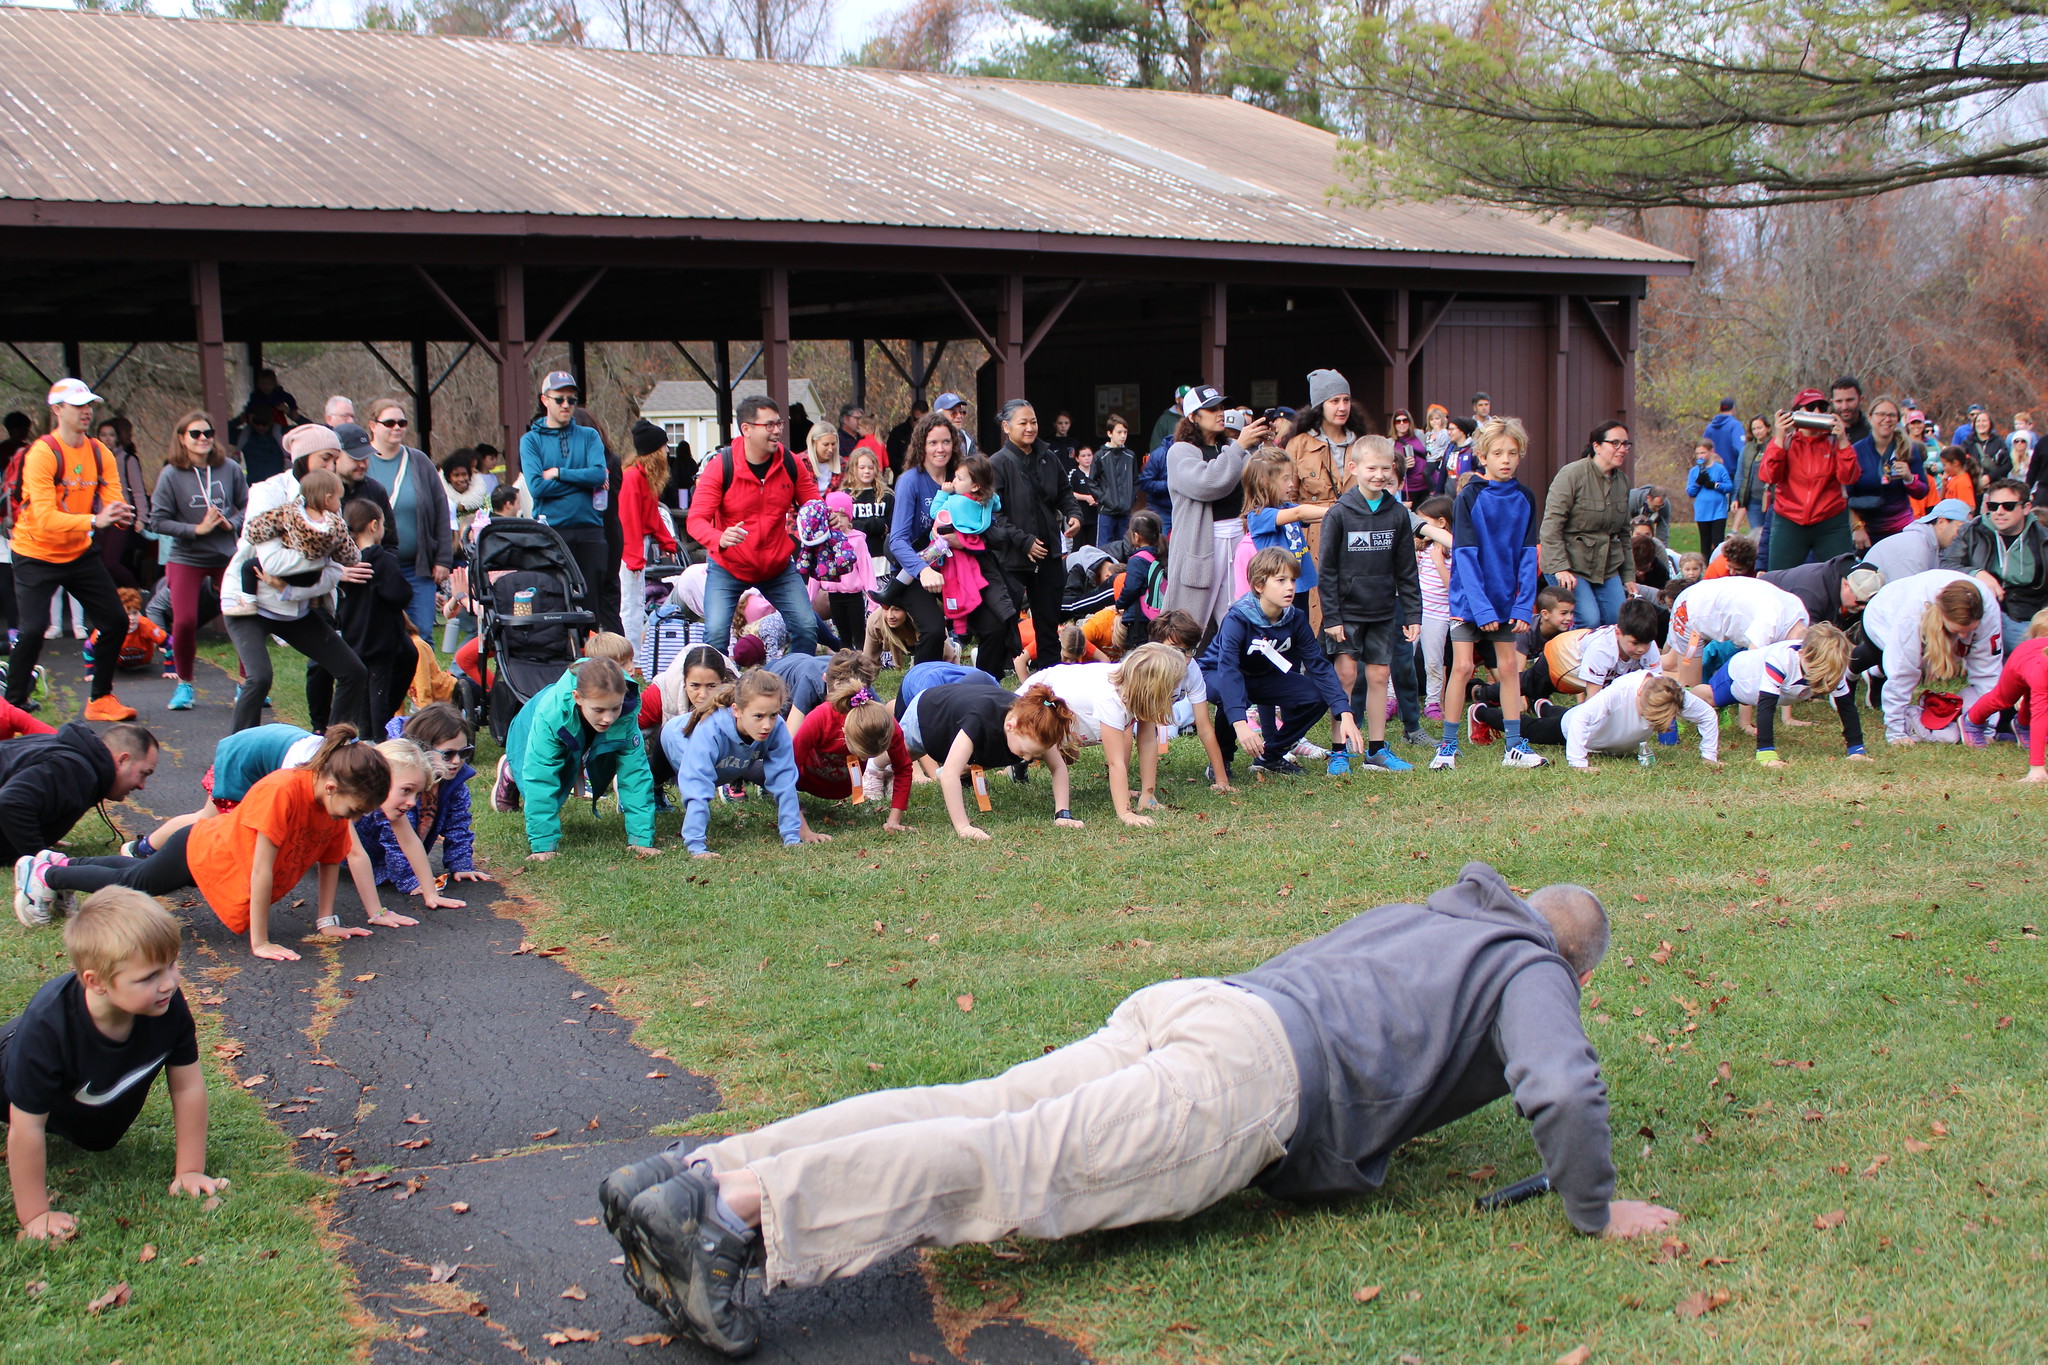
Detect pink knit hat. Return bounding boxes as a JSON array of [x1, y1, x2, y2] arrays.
[[280, 423, 341, 460]]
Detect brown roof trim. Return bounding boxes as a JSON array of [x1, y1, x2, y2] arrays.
[[0, 200, 1691, 278]]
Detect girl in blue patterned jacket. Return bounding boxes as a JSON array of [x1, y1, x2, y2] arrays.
[[356, 703, 487, 894]]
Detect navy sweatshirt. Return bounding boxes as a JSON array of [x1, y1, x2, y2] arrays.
[[1199, 592, 1352, 723]]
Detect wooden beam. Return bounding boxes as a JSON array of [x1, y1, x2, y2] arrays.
[[567, 338, 587, 403], [532, 268, 607, 358], [359, 341, 415, 395], [5, 343, 52, 389], [92, 341, 140, 392], [190, 261, 227, 424], [1407, 292, 1459, 356], [935, 275, 1002, 362], [670, 340, 717, 389], [495, 263, 527, 459], [412, 337, 433, 454], [1337, 288, 1396, 369], [1020, 280, 1085, 362], [873, 339, 915, 388], [1574, 295, 1625, 368], [1383, 288, 1411, 423], [995, 274, 1025, 400], [849, 336, 867, 411], [1551, 295, 1570, 488], [1620, 295, 1639, 435], [62, 340, 82, 382], [712, 340, 733, 452], [415, 265, 502, 365], [760, 267, 790, 413], [1199, 282, 1227, 391], [428, 342, 473, 398]]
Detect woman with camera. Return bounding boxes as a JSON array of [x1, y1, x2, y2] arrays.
[[1847, 396, 1929, 546], [1757, 387, 1864, 569], [1164, 386, 1268, 635]]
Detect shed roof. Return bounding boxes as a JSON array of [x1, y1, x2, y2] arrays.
[[641, 379, 819, 415], [0, 8, 1684, 270]]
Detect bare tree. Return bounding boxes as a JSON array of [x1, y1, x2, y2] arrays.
[[845, 0, 986, 71]]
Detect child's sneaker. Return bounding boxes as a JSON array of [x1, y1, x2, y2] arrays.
[[861, 757, 888, 805], [168, 681, 195, 711], [491, 755, 520, 813], [1254, 755, 1306, 776], [1424, 702, 1443, 721], [1501, 743, 1547, 769], [1960, 716, 1988, 748], [1291, 740, 1329, 761], [721, 783, 748, 802], [1326, 748, 1351, 776], [1428, 744, 1458, 771], [1466, 706, 1496, 746], [13, 850, 70, 927], [1385, 695, 1398, 720], [1402, 726, 1432, 747], [1361, 748, 1414, 772]]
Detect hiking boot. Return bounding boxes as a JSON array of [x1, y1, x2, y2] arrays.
[[84, 694, 137, 722], [1361, 748, 1414, 772], [1428, 744, 1458, 771], [600, 1142, 699, 1302], [13, 851, 69, 927], [1501, 743, 1548, 769], [491, 755, 520, 813], [168, 681, 195, 711], [620, 1166, 764, 1357]]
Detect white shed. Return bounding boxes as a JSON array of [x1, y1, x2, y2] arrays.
[[638, 379, 821, 459]]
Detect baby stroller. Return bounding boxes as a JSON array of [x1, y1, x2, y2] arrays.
[[462, 517, 596, 744]]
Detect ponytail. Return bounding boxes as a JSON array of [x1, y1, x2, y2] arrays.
[[821, 648, 879, 711], [305, 724, 391, 809], [1921, 581, 1983, 682], [1007, 682, 1078, 760]]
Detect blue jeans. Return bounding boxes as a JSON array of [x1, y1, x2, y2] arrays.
[[703, 561, 820, 659], [1570, 573, 1626, 629], [1097, 513, 1130, 546], [399, 565, 439, 640]]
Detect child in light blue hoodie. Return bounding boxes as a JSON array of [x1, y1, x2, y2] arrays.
[[662, 669, 820, 857]]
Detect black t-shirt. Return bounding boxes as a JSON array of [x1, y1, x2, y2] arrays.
[[912, 683, 1018, 768], [844, 488, 894, 560], [0, 973, 198, 1152], [1199, 444, 1245, 521]]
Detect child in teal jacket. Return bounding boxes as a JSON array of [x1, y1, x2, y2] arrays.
[[494, 657, 661, 860]]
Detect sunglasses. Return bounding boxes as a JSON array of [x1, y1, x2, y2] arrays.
[[185, 427, 214, 439], [376, 417, 409, 429], [1985, 500, 2023, 511], [1798, 404, 1831, 413], [436, 744, 476, 760], [544, 393, 578, 405]]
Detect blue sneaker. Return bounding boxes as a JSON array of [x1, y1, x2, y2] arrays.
[[1326, 748, 1351, 776], [1362, 748, 1414, 772], [1428, 743, 1458, 771], [168, 681, 195, 711]]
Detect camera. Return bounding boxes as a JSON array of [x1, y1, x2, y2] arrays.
[[1262, 407, 1287, 427], [1790, 410, 1836, 432]]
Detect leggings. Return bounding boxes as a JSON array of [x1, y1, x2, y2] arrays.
[[1473, 702, 1566, 746], [226, 610, 368, 735], [828, 593, 867, 656], [9, 551, 127, 703], [165, 562, 228, 682], [48, 826, 196, 897]]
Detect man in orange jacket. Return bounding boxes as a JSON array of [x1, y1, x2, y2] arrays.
[[1757, 387, 1862, 571], [6, 380, 138, 721]]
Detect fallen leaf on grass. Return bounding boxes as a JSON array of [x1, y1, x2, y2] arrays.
[[531, 1128, 559, 1140], [1996, 1016, 2014, 1030], [1649, 941, 1674, 966], [1699, 1254, 1733, 1268], [1651, 1237, 1690, 1263], [428, 1262, 460, 1284], [24, 1280, 45, 1297], [1674, 1288, 1731, 1319], [1632, 893, 1649, 903], [255, 1249, 279, 1259], [1556, 1348, 1593, 1365], [86, 1282, 131, 1314], [1853, 1313, 1874, 1329], [1353, 1285, 1382, 1304], [560, 1285, 586, 1301], [1815, 1209, 1848, 1230], [956, 994, 975, 1012], [1861, 1154, 1890, 1177], [1466, 1165, 1498, 1182], [1904, 1139, 1932, 1155], [622, 1334, 674, 1347], [200, 1196, 222, 1212], [543, 1328, 601, 1344], [1803, 1109, 1826, 1123], [137, 1245, 157, 1264], [1931, 1120, 1950, 1137]]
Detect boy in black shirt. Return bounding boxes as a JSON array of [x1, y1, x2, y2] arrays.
[[339, 499, 416, 732], [0, 888, 218, 1240]]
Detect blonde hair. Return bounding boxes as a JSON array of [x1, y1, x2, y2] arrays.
[[1474, 416, 1530, 465], [66, 887, 181, 983], [1111, 642, 1184, 727], [1797, 622, 1851, 696], [1058, 621, 1090, 663], [1921, 581, 1984, 682], [374, 736, 447, 787], [807, 425, 840, 460], [583, 632, 636, 670], [1637, 675, 1685, 732], [822, 649, 878, 710], [299, 468, 344, 511], [1239, 453, 1294, 515], [1348, 433, 1398, 472], [843, 702, 895, 761], [2029, 607, 2048, 641]]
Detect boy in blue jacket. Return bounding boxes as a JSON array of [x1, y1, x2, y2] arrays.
[[1437, 417, 1546, 771], [1200, 548, 1361, 778]]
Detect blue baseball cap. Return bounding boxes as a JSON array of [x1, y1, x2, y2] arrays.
[[933, 392, 967, 412], [1919, 498, 1974, 523]]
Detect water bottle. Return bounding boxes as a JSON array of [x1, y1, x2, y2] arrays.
[[1637, 741, 1654, 767], [513, 588, 536, 617]]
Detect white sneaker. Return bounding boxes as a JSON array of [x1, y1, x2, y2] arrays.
[[13, 851, 68, 926], [1501, 745, 1548, 769], [119, 840, 139, 859], [1428, 747, 1458, 771], [13, 855, 46, 927], [861, 756, 888, 805], [1291, 740, 1330, 761]]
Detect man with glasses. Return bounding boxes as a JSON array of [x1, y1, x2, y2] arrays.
[[521, 372, 616, 633], [1945, 479, 2048, 660], [685, 394, 823, 659], [1758, 387, 1862, 570], [1540, 422, 1636, 629], [932, 393, 977, 456]]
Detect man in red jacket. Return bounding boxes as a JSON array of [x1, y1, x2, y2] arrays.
[[685, 394, 824, 658], [1758, 387, 1862, 570]]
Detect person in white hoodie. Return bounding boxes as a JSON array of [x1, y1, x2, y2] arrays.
[[1664, 576, 1810, 681], [220, 424, 373, 735], [1855, 568, 2003, 744], [1562, 672, 1720, 770]]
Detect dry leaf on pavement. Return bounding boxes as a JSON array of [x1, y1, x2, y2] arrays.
[[560, 1285, 587, 1300], [542, 1327, 601, 1344], [428, 1262, 460, 1284]]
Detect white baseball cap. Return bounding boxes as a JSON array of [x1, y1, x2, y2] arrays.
[[47, 377, 102, 407]]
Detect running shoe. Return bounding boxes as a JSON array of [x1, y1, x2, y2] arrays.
[[1403, 727, 1433, 747], [1361, 748, 1414, 772], [1429, 744, 1458, 771], [1291, 740, 1329, 761], [168, 681, 195, 711], [1466, 706, 1496, 746], [84, 694, 138, 722], [491, 755, 520, 813], [1424, 702, 1443, 721], [1254, 756, 1306, 776], [13, 850, 69, 927], [1501, 743, 1548, 769]]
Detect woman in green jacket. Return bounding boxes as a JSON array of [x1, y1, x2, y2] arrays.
[[494, 657, 661, 861]]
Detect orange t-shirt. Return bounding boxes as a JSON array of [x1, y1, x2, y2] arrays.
[[186, 768, 351, 934]]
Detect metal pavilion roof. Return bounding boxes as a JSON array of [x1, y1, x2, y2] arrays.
[[0, 8, 1684, 271]]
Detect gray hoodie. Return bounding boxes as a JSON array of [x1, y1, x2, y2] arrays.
[[1229, 861, 1616, 1232]]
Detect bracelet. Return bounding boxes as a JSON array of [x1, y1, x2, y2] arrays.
[[316, 915, 341, 929], [1052, 809, 1074, 822]]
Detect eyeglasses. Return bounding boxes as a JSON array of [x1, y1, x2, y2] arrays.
[[1985, 500, 2023, 511], [743, 419, 785, 429], [1598, 438, 1636, 449], [376, 417, 409, 429], [185, 427, 214, 439]]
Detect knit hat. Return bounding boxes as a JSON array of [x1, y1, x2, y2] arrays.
[[281, 423, 341, 459], [1842, 565, 1885, 603], [631, 418, 668, 457], [729, 634, 767, 668], [1307, 369, 1350, 409]]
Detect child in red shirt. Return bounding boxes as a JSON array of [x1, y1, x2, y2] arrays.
[[83, 588, 169, 673], [1963, 616, 2048, 779]]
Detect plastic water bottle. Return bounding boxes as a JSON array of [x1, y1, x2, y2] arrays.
[[1637, 741, 1654, 767]]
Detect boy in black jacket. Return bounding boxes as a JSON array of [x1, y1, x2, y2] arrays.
[[1318, 437, 1423, 771], [338, 499, 415, 732], [1199, 548, 1361, 777]]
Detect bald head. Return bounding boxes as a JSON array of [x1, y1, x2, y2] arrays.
[[1527, 884, 1609, 977]]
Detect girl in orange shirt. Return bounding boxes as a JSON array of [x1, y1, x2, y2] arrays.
[[19, 727, 391, 962]]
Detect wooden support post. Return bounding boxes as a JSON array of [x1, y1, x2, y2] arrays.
[[1551, 295, 1571, 486], [1199, 283, 1227, 392], [1385, 289, 1410, 422], [761, 268, 790, 413], [994, 275, 1025, 400], [496, 263, 528, 461], [568, 338, 587, 404], [849, 337, 867, 411], [1620, 295, 1639, 435], [910, 340, 928, 405], [61, 340, 82, 381], [411, 338, 432, 455], [191, 262, 228, 425], [713, 339, 734, 453], [244, 340, 261, 404]]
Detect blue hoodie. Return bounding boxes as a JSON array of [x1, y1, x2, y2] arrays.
[[1138, 441, 1174, 533], [1450, 476, 1540, 630], [1685, 457, 1732, 522], [1199, 591, 1351, 723], [519, 415, 608, 530], [1702, 411, 1745, 477], [662, 708, 802, 854]]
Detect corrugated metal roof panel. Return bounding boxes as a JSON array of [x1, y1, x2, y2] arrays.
[[0, 8, 1685, 266]]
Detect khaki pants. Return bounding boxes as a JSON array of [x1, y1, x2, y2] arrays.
[[691, 978, 1300, 1290]]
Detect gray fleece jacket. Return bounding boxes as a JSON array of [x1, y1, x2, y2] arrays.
[[1229, 861, 1616, 1232]]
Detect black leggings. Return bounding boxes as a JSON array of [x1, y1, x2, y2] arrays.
[[48, 826, 196, 897], [1473, 701, 1567, 745], [8, 551, 127, 702], [227, 610, 368, 735]]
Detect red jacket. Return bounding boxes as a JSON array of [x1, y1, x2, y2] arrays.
[[1756, 431, 1860, 526], [792, 704, 912, 811], [686, 444, 821, 585], [620, 464, 678, 571]]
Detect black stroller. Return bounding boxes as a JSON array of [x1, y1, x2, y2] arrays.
[[460, 517, 597, 744]]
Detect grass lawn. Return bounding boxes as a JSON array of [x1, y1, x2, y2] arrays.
[[212, 640, 2047, 1362], [0, 657, 365, 1364]]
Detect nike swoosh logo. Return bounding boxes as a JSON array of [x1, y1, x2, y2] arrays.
[[73, 1054, 168, 1107]]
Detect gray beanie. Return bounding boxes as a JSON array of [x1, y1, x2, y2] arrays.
[[1307, 368, 1350, 409]]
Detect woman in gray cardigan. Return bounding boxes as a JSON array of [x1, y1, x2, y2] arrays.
[[1163, 386, 1270, 632], [148, 408, 248, 711]]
